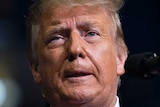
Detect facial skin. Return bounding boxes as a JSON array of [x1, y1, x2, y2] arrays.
[[30, 5, 126, 107]]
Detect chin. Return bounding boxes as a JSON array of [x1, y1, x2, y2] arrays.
[[47, 85, 105, 107], [62, 86, 101, 105]]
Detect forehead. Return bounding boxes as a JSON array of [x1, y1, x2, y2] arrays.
[[40, 5, 112, 26], [51, 5, 108, 18]]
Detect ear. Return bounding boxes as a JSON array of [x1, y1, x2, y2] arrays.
[[116, 52, 128, 76], [29, 61, 41, 84]]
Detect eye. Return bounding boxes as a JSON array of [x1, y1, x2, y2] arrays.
[[51, 35, 64, 41], [47, 34, 66, 48], [48, 35, 65, 42], [86, 31, 99, 37], [86, 31, 98, 37], [84, 30, 100, 43]]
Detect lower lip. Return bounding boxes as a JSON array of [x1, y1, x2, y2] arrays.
[[64, 75, 93, 83]]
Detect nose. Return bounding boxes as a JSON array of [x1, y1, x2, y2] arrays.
[[67, 30, 85, 61]]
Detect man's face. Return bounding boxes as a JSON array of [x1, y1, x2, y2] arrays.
[[30, 5, 125, 107]]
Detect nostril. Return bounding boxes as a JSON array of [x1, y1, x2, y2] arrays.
[[68, 54, 76, 61], [68, 53, 84, 61], [79, 53, 84, 58]]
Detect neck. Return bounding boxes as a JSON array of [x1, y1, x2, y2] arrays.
[[48, 96, 118, 107]]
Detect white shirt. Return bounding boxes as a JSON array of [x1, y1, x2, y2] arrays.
[[115, 96, 120, 107]]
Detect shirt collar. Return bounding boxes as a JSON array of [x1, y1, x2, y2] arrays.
[[114, 96, 120, 107]]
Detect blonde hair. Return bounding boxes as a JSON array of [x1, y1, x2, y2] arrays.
[[26, 0, 127, 64]]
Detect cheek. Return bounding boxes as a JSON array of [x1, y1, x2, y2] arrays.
[[90, 42, 117, 82], [37, 48, 67, 96], [37, 47, 66, 82], [39, 47, 66, 67]]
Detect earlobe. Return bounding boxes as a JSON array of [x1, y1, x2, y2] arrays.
[[29, 62, 41, 84], [116, 53, 128, 76]]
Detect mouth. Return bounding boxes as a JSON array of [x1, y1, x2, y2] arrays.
[[64, 71, 92, 78], [63, 69, 95, 84]]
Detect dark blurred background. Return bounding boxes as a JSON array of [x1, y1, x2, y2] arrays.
[[0, 0, 159, 107]]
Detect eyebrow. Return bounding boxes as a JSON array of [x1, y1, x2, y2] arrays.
[[77, 21, 97, 29], [45, 22, 70, 37], [50, 20, 61, 26], [46, 26, 69, 37], [77, 21, 104, 33], [47, 20, 67, 33]]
